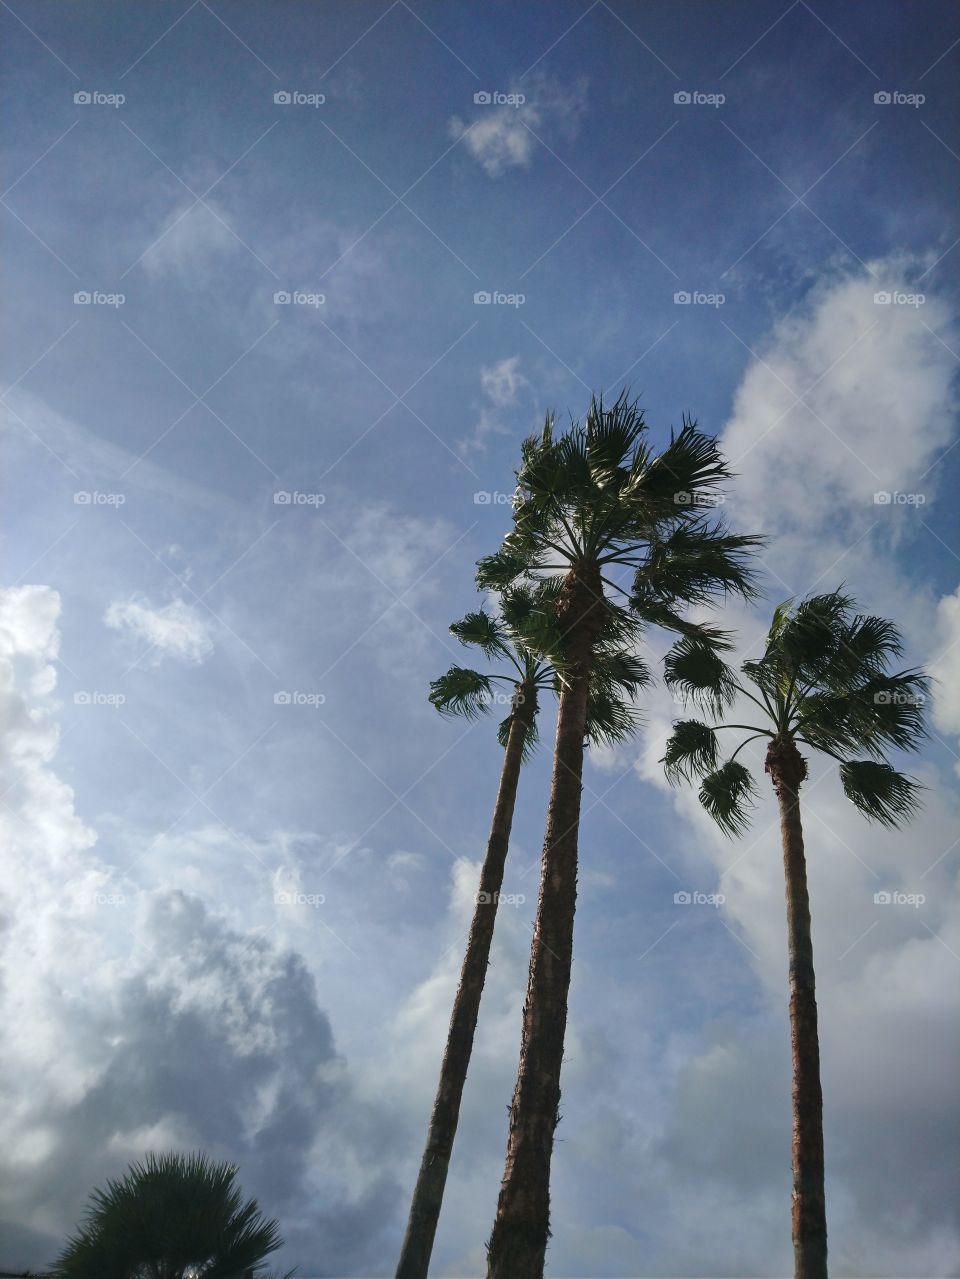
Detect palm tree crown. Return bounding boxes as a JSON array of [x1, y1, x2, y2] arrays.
[[53, 1150, 287, 1279], [662, 589, 928, 830], [430, 581, 654, 751], [475, 390, 762, 650]]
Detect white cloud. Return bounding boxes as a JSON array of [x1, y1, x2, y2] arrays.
[[449, 74, 588, 178], [720, 257, 956, 548], [104, 595, 214, 666], [0, 584, 401, 1274], [141, 199, 239, 281], [459, 356, 529, 457], [929, 585, 960, 747], [614, 259, 960, 1274]]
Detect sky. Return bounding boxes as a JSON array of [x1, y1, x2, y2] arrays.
[[1, 1, 959, 1276]]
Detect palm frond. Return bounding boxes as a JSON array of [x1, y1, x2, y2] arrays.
[[662, 719, 719, 783], [625, 416, 730, 510], [450, 608, 510, 658], [839, 760, 924, 827], [429, 666, 495, 719], [632, 519, 764, 610], [585, 682, 644, 745], [663, 634, 738, 714], [699, 760, 757, 836]]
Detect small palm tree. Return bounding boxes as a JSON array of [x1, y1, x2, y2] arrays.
[[661, 591, 928, 1279], [396, 584, 650, 1279], [478, 392, 762, 1278], [52, 1151, 289, 1279]]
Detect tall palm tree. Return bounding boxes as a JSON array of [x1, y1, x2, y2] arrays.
[[661, 591, 928, 1279], [397, 585, 651, 1279], [52, 1150, 289, 1279], [478, 392, 762, 1278]]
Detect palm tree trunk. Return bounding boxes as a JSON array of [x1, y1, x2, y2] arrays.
[[767, 738, 828, 1279], [486, 569, 604, 1279], [396, 688, 536, 1279]]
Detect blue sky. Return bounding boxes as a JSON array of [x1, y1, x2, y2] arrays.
[[2, 2, 960, 1275]]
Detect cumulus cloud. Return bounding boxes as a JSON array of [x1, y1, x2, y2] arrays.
[[614, 258, 960, 1275], [449, 74, 589, 178], [0, 584, 401, 1274], [104, 595, 214, 665]]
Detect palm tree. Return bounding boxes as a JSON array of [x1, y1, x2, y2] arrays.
[[478, 392, 762, 1278], [397, 585, 651, 1279], [52, 1151, 289, 1279], [661, 591, 928, 1279]]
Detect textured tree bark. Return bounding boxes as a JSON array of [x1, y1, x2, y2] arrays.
[[767, 737, 828, 1279], [486, 567, 605, 1279], [395, 686, 536, 1279]]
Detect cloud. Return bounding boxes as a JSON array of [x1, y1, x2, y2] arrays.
[[140, 198, 240, 281], [104, 595, 214, 666], [612, 259, 960, 1275], [459, 356, 529, 457], [929, 585, 960, 750], [0, 584, 401, 1274], [720, 256, 956, 546], [449, 74, 589, 178]]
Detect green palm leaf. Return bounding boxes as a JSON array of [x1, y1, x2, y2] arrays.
[[839, 760, 924, 826]]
